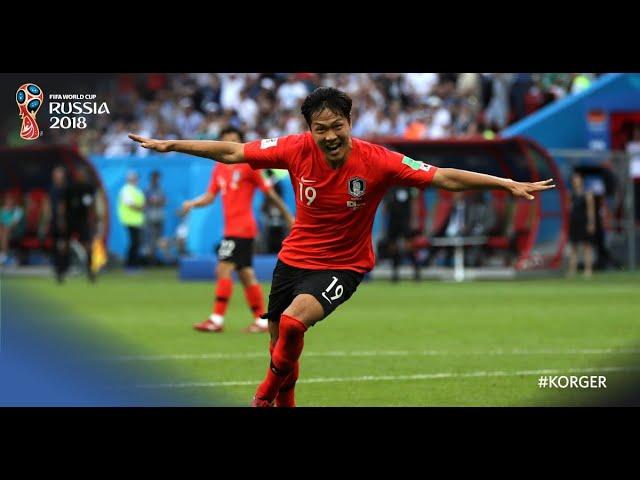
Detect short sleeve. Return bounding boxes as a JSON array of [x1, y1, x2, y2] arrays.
[[243, 134, 306, 170], [387, 152, 438, 189], [207, 166, 219, 196]]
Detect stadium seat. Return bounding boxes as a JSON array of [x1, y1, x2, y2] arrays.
[[411, 190, 454, 250], [19, 189, 50, 251], [487, 197, 535, 265]]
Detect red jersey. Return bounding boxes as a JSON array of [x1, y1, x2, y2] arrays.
[[243, 133, 437, 273], [207, 163, 271, 239]]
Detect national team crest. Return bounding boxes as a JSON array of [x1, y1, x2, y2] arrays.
[[348, 177, 366, 197]]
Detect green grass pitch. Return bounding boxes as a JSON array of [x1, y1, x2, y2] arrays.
[[7, 269, 640, 406]]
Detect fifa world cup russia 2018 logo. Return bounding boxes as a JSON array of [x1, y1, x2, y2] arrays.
[[16, 83, 44, 140]]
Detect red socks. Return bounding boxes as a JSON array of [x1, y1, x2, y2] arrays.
[[212, 278, 233, 316], [255, 314, 307, 404], [268, 341, 299, 407], [276, 361, 299, 407], [213, 281, 264, 318], [244, 283, 265, 318]]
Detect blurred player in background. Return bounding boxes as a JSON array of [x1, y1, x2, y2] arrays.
[[567, 171, 595, 278], [0, 192, 24, 266], [45, 166, 69, 282], [45, 166, 98, 283], [182, 127, 294, 333], [383, 185, 421, 282], [130, 87, 555, 407], [65, 166, 98, 282]]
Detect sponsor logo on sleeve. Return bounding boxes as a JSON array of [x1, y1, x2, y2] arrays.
[[260, 138, 278, 149], [402, 156, 431, 172]]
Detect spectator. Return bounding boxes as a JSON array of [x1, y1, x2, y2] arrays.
[[570, 73, 593, 94], [426, 192, 493, 267], [144, 170, 166, 265], [625, 124, 640, 223], [484, 73, 513, 130], [453, 100, 475, 135], [426, 96, 451, 139], [220, 73, 246, 111], [510, 73, 534, 122], [64, 166, 98, 282], [118, 171, 145, 270], [0, 193, 24, 265], [567, 171, 595, 278], [175, 98, 204, 138], [456, 73, 481, 103], [403, 73, 438, 103], [45, 166, 69, 282], [237, 88, 259, 130], [103, 120, 133, 157], [276, 76, 309, 111]]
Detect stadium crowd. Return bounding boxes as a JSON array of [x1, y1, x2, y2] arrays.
[[38, 73, 599, 156]]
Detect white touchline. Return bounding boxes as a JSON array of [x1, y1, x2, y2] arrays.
[[113, 347, 640, 362], [135, 365, 640, 389]]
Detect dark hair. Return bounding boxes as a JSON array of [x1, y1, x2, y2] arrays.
[[301, 87, 352, 127], [219, 126, 244, 142]]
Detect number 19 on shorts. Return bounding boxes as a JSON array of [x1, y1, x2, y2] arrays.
[[321, 276, 343, 304]]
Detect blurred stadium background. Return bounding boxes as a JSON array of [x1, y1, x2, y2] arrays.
[[1, 73, 639, 406]]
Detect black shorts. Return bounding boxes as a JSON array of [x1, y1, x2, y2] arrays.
[[569, 222, 593, 244], [70, 223, 92, 243], [263, 259, 364, 322], [216, 237, 254, 269]]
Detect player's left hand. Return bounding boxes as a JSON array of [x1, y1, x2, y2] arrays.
[[508, 179, 555, 201], [180, 201, 194, 217]]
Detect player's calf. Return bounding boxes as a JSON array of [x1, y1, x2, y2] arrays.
[[254, 314, 307, 403]]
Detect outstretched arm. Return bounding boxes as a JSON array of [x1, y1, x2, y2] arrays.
[[265, 188, 295, 228], [129, 134, 245, 164], [181, 192, 217, 216], [432, 168, 555, 200]]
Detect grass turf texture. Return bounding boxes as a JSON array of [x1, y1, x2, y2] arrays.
[[6, 269, 640, 406]]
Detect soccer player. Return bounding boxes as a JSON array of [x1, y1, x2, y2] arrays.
[[383, 185, 421, 282], [129, 87, 555, 407], [46, 166, 98, 283], [182, 127, 294, 334]]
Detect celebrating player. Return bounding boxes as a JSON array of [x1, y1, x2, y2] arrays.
[[130, 87, 555, 406]]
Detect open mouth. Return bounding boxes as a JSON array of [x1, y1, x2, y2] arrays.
[[325, 143, 341, 154]]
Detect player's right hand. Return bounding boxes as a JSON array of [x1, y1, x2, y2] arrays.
[[128, 133, 173, 153], [285, 213, 295, 229]]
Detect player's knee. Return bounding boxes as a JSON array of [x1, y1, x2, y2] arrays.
[[216, 262, 233, 279], [238, 268, 256, 286], [283, 295, 324, 326], [278, 314, 307, 343]]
